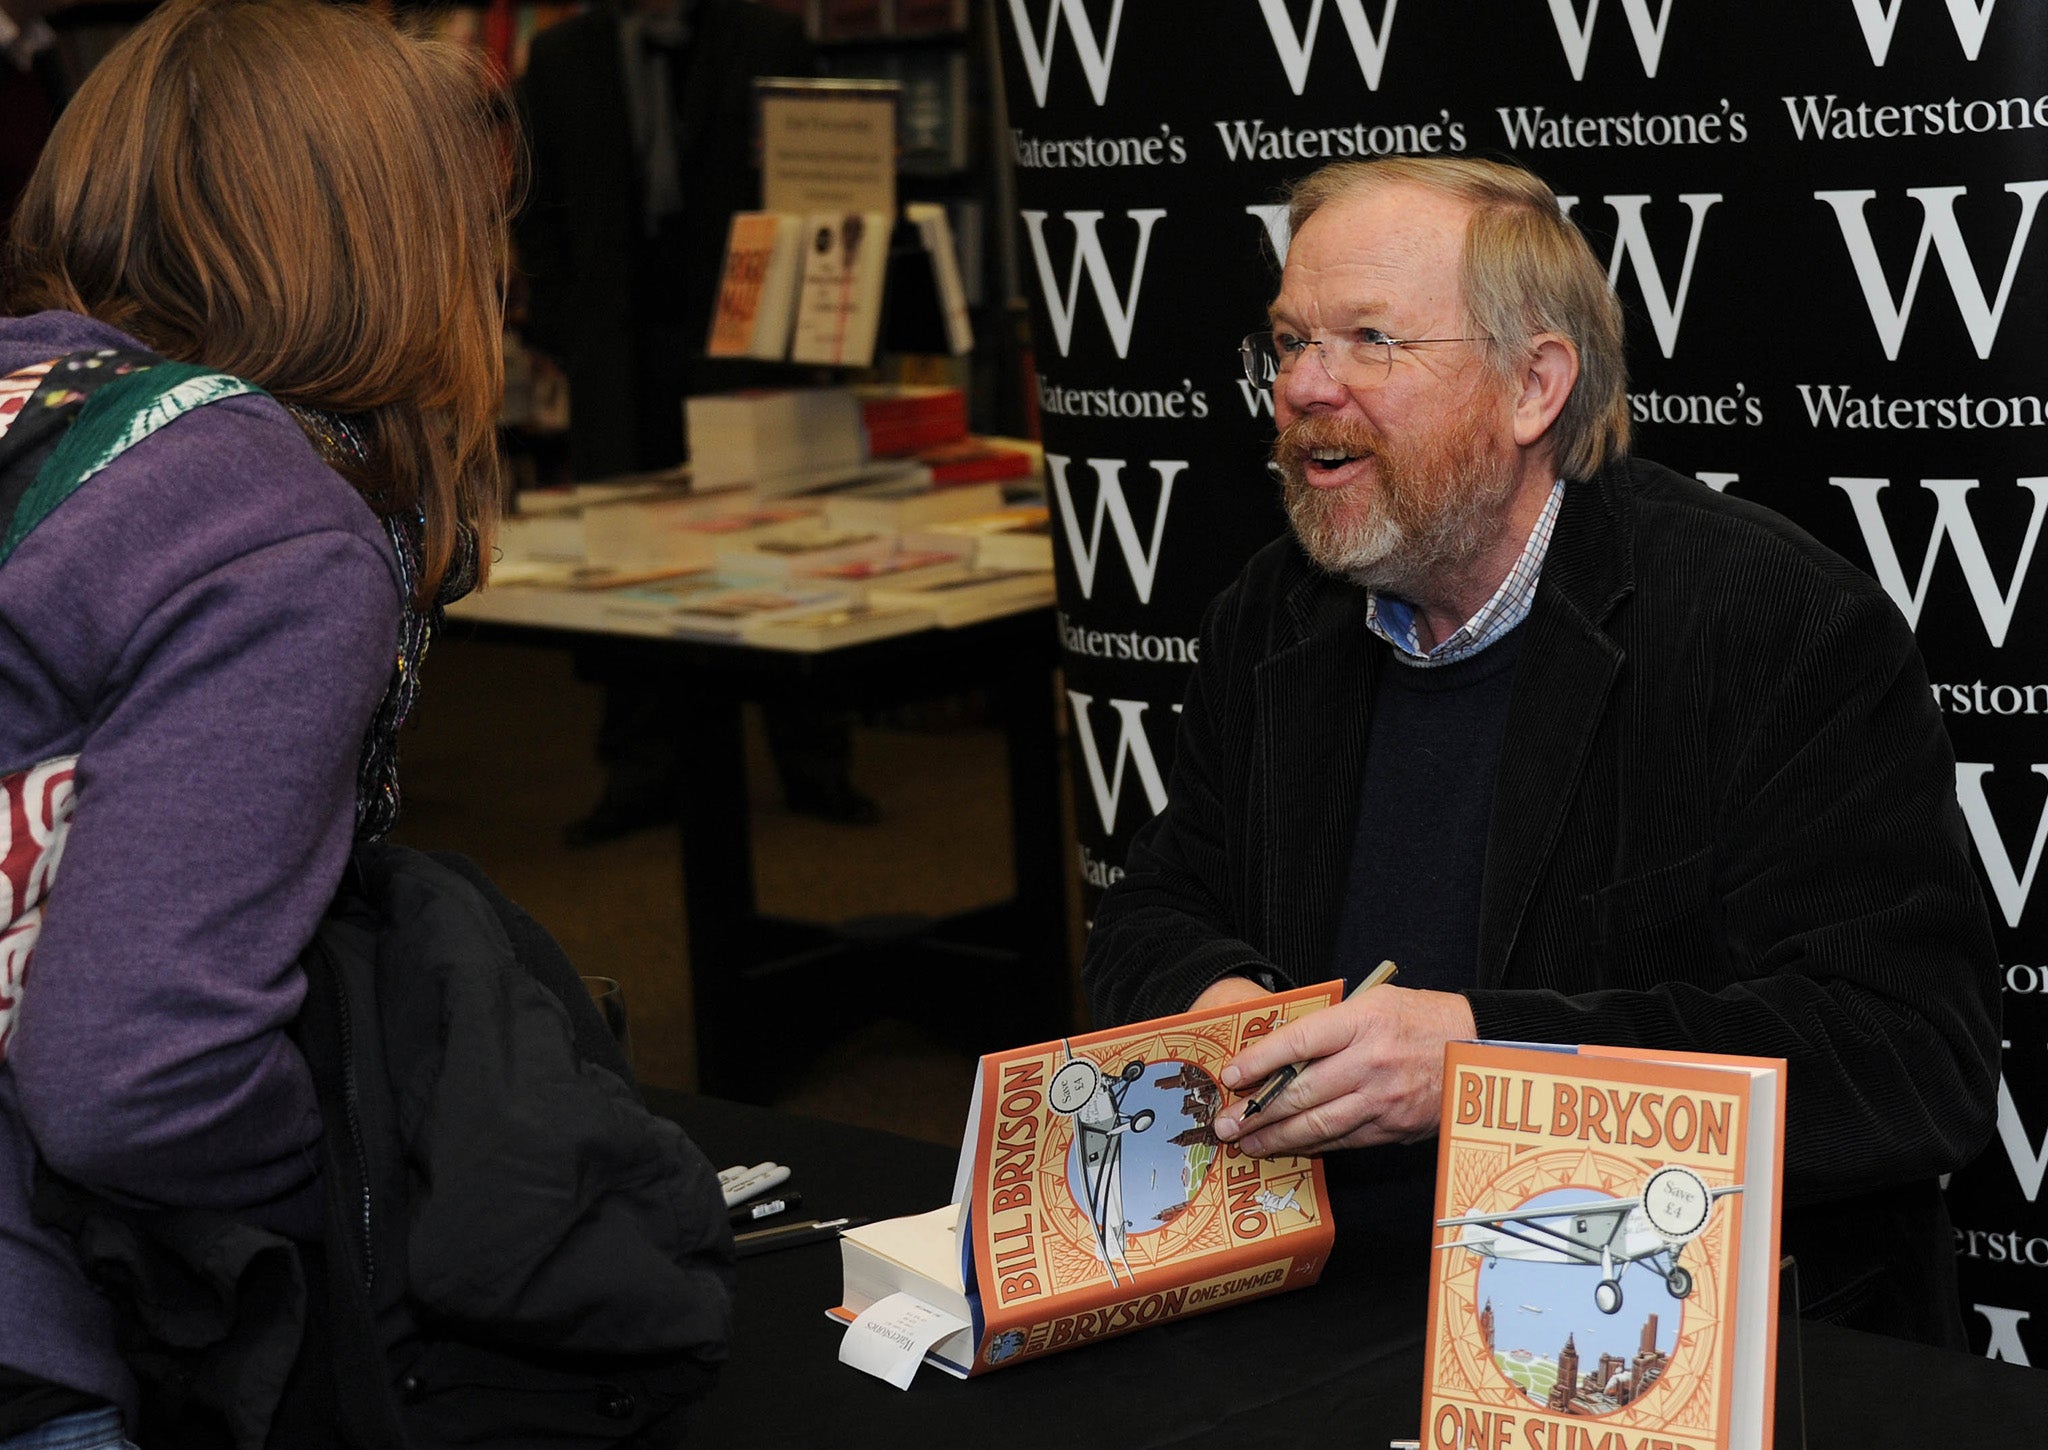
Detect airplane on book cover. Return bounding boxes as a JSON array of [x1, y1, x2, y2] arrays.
[[1047, 1044, 1157, 1287], [1436, 1165, 1742, 1316]]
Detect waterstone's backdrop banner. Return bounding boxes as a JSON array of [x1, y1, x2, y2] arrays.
[[993, 0, 2048, 1360]]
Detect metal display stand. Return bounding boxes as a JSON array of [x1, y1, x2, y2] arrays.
[[1776, 1255, 1808, 1450]]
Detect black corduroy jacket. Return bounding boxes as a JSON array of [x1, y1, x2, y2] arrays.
[[1085, 455, 2001, 1346]]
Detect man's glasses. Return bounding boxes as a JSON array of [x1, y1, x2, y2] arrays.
[[1239, 328, 1492, 391]]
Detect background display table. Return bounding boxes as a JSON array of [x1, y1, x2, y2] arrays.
[[446, 604, 1071, 1099]]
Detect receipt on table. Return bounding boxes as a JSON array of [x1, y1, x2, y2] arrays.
[[837, 1292, 972, 1389]]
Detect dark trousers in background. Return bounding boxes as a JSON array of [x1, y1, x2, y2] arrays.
[[568, 645, 873, 845]]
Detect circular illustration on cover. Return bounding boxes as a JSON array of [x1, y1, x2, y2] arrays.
[[1040, 1042, 1263, 1287], [1060, 1056, 1224, 1236], [1451, 1182, 1710, 1414]]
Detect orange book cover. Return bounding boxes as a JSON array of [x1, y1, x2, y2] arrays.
[[953, 981, 1344, 1373], [1423, 1041, 1786, 1450], [706, 213, 801, 360]]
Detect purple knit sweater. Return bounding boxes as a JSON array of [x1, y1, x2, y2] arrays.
[[0, 312, 400, 1417]]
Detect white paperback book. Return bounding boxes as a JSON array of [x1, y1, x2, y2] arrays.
[[789, 212, 891, 368]]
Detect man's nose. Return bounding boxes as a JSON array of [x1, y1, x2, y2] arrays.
[[1277, 342, 1349, 412]]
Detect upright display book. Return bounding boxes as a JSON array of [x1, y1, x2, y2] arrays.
[[904, 202, 973, 353], [833, 981, 1345, 1379], [1424, 1041, 1785, 1450], [790, 211, 891, 368], [705, 212, 804, 360]]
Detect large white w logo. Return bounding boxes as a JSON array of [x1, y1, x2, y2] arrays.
[[1545, 0, 1676, 79], [1558, 194, 1720, 358], [1995, 1064, 2048, 1202], [1047, 455, 1186, 604], [1246, 202, 1292, 264], [1254, 0, 1400, 95], [1006, 0, 1125, 106], [1020, 209, 1165, 359], [1067, 691, 1174, 833], [1975, 1303, 2035, 1366], [1833, 477, 2048, 647], [1816, 183, 2048, 360], [1849, 0, 1999, 65], [1953, 762, 2048, 928]]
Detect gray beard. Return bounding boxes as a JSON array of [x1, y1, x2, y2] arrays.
[[1276, 426, 1519, 602]]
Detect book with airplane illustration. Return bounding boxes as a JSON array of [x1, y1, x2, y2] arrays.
[[832, 981, 1345, 1379], [1423, 1041, 1786, 1450]]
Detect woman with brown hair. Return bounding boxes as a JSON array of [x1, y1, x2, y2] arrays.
[[0, 0, 506, 1443]]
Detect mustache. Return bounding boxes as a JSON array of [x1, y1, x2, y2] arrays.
[[1271, 414, 1385, 472]]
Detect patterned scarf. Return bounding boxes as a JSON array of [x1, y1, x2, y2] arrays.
[[284, 403, 477, 841]]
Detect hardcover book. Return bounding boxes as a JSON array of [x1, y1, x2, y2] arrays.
[[659, 583, 853, 640], [907, 505, 1054, 572], [806, 548, 965, 585], [582, 500, 815, 572], [820, 476, 1000, 533], [856, 383, 969, 456], [896, 51, 970, 176], [1424, 1041, 1785, 1450], [705, 212, 805, 361], [446, 569, 719, 637], [683, 388, 866, 492], [914, 437, 1038, 487], [790, 212, 892, 369], [712, 518, 891, 582], [739, 600, 935, 651], [867, 565, 1054, 627], [904, 202, 973, 353], [834, 981, 1346, 1379]]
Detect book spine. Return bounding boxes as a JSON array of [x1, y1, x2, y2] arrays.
[[972, 1244, 1331, 1374]]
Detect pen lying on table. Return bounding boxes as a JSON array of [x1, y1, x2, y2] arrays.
[[1240, 959, 1398, 1119], [730, 1192, 802, 1226], [733, 1216, 870, 1258]]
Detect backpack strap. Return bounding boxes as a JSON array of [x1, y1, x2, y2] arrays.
[[0, 347, 266, 565]]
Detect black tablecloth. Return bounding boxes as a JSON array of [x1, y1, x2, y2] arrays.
[[652, 1089, 2048, 1449]]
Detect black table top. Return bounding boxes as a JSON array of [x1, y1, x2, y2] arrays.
[[653, 1089, 2048, 1449]]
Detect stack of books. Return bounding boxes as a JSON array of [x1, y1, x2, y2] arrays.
[[907, 505, 1055, 572], [857, 384, 968, 457], [684, 389, 867, 494], [914, 437, 1039, 487]]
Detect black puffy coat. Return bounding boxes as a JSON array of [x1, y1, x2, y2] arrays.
[[293, 845, 736, 1448]]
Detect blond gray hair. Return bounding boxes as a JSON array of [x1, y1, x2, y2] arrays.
[[1283, 156, 1629, 480]]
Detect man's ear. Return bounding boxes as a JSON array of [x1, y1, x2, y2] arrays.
[[1510, 335, 1578, 450]]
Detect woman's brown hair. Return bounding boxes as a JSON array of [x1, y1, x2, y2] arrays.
[[4, 0, 508, 602]]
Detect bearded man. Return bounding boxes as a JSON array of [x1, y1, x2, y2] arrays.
[[1081, 157, 2000, 1348]]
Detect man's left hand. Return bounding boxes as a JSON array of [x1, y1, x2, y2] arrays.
[[1211, 985, 1477, 1156]]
